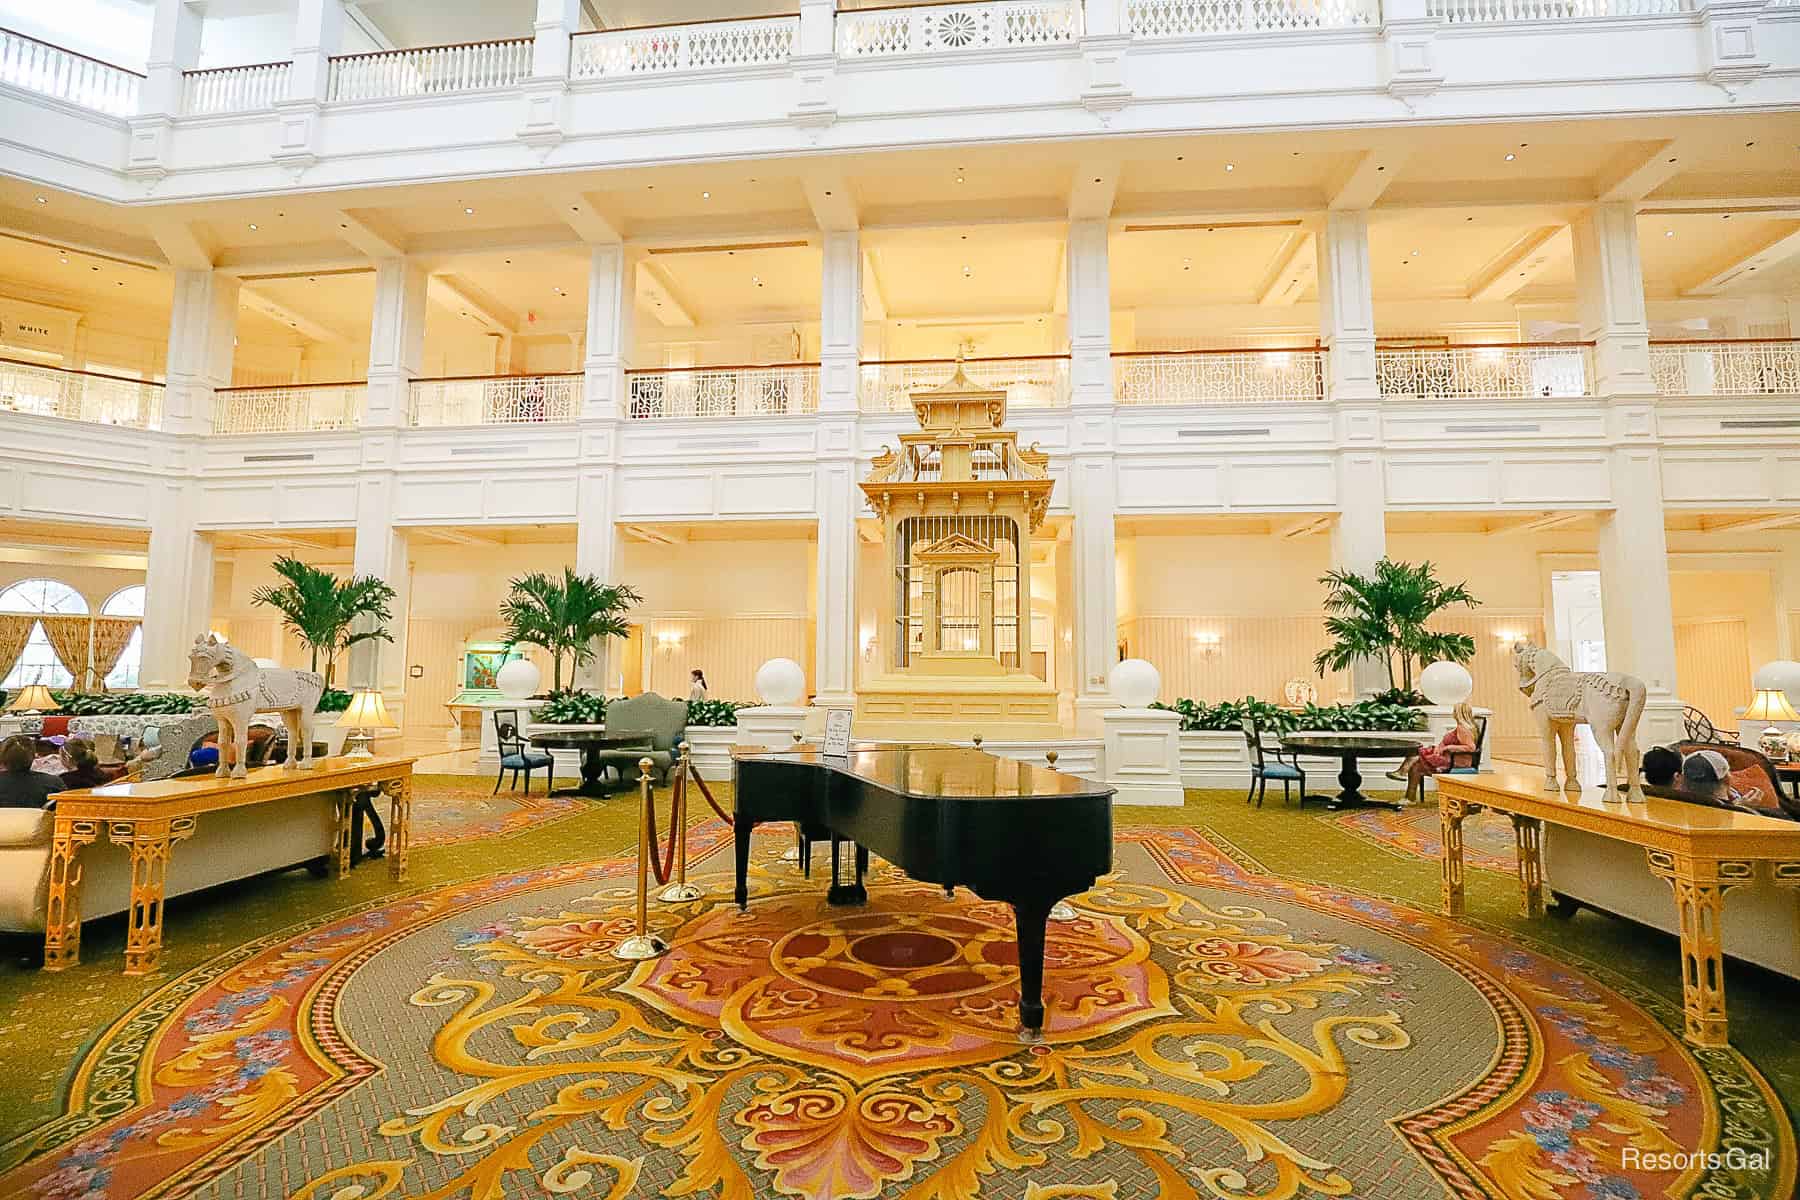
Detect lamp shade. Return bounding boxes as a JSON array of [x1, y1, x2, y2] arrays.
[[1418, 661, 1474, 706], [495, 658, 541, 699], [1743, 687, 1800, 724], [336, 689, 398, 730], [1753, 660, 1800, 705], [755, 658, 806, 707], [5, 684, 59, 713]]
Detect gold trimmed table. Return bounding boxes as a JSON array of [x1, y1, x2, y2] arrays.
[[43, 755, 416, 976], [1438, 769, 1800, 1049]]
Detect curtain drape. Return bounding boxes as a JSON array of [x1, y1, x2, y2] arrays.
[[0, 615, 35, 687], [91, 617, 141, 690], [38, 615, 95, 691]]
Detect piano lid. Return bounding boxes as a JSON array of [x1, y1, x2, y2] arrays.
[[734, 743, 1111, 802]]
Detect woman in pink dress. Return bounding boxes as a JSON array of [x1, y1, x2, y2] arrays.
[[1389, 702, 1478, 803]]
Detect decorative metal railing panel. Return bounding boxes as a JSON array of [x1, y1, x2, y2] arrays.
[[327, 39, 532, 102], [407, 375, 581, 427], [837, 1, 1081, 58], [213, 384, 366, 434], [1375, 345, 1593, 400], [1114, 350, 1326, 405], [571, 17, 798, 78], [1127, 0, 1379, 36], [0, 359, 162, 428], [1424, 0, 1686, 20], [859, 357, 1071, 411], [1650, 340, 1800, 397], [0, 28, 140, 116], [627, 365, 820, 419], [182, 61, 291, 115]]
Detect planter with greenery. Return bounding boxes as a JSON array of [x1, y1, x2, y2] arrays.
[[535, 689, 607, 725], [1152, 697, 1300, 736], [1154, 696, 1425, 736], [686, 699, 751, 727], [1313, 558, 1478, 696], [251, 556, 398, 688], [51, 691, 205, 717], [500, 569, 641, 693]]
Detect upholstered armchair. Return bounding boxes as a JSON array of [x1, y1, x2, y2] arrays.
[[593, 692, 689, 786]]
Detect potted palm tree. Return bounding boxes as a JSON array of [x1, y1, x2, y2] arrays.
[[1313, 558, 1478, 703], [251, 556, 398, 690], [499, 568, 641, 693]]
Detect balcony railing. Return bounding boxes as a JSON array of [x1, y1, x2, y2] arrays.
[[213, 383, 365, 434], [837, 1, 1081, 58], [1126, 0, 1379, 37], [0, 28, 140, 116], [1375, 343, 1594, 401], [0, 358, 162, 428], [1424, 0, 1686, 19], [627, 364, 820, 419], [182, 61, 291, 115], [1650, 339, 1800, 398], [859, 356, 1071, 412], [327, 38, 532, 102], [572, 16, 798, 78], [1114, 348, 1326, 405], [408, 373, 581, 427]]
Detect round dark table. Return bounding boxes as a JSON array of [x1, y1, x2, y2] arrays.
[[527, 729, 654, 797], [1277, 733, 1429, 812]]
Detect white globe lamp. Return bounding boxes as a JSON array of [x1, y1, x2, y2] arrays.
[[1753, 660, 1800, 707], [496, 657, 542, 700], [755, 657, 806, 707], [1418, 661, 1474, 706], [1109, 658, 1161, 709]]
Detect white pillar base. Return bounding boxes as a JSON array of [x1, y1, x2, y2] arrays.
[[736, 706, 809, 750], [1101, 707, 1184, 807]]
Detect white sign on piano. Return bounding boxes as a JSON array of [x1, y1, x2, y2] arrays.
[[822, 709, 853, 758]]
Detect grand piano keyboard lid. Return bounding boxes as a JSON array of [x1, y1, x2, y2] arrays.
[[732, 742, 1112, 801]]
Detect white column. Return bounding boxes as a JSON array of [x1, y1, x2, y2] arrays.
[[139, 482, 213, 692], [287, 0, 342, 102], [574, 468, 624, 692], [820, 231, 862, 414], [365, 259, 429, 428], [583, 243, 634, 420], [163, 268, 238, 436], [532, 0, 580, 76], [141, 0, 200, 116], [815, 453, 859, 710], [1066, 218, 1118, 730], [1067, 219, 1112, 410], [347, 478, 409, 716], [1575, 203, 1684, 746], [799, 0, 837, 54], [791, 0, 839, 127]]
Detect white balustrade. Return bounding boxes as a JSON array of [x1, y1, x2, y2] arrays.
[[182, 62, 291, 115], [1375, 344, 1593, 400], [408, 375, 582, 427], [1114, 350, 1326, 405], [0, 359, 162, 428], [0, 28, 140, 116], [859, 358, 1071, 412], [837, 1, 1081, 58], [1127, 0, 1379, 36], [213, 384, 366, 434], [327, 39, 532, 102], [571, 17, 798, 78], [627, 366, 820, 419], [1424, 0, 1686, 20], [1651, 340, 1800, 397]]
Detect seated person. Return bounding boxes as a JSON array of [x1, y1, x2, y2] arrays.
[[58, 737, 142, 790], [244, 724, 277, 768], [1388, 702, 1478, 802], [188, 732, 221, 772], [1641, 745, 1681, 787], [31, 736, 66, 776], [0, 734, 63, 809]]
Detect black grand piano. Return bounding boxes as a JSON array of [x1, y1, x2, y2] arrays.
[[732, 743, 1114, 1036]]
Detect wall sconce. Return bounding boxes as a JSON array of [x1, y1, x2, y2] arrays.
[[1192, 631, 1222, 658], [1495, 629, 1525, 651], [655, 631, 685, 652], [860, 627, 877, 660]]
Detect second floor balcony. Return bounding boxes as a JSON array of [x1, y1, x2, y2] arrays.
[[407, 374, 583, 428], [0, 358, 163, 429]]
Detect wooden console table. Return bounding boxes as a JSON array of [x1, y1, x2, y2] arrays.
[[1438, 769, 1800, 1048], [45, 756, 416, 976]]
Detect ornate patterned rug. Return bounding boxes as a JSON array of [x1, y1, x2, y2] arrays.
[[409, 779, 586, 849], [1334, 802, 1520, 874], [2, 825, 1789, 1200]]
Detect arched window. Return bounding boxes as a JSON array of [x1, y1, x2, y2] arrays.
[[102, 585, 146, 689], [0, 578, 88, 689]]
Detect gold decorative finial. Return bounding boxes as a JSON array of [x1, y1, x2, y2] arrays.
[[1045, 749, 1059, 769], [972, 733, 983, 749]]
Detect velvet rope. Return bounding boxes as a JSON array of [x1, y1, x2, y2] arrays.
[[644, 766, 682, 887]]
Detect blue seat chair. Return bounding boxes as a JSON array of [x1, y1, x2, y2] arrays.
[[493, 709, 555, 795], [1243, 716, 1305, 807], [1442, 714, 1489, 775]]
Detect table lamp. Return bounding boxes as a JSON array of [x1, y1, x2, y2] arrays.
[[5, 683, 60, 733], [336, 689, 397, 759], [1742, 687, 1800, 762]]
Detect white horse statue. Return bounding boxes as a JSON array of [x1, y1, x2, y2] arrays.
[[1512, 643, 1647, 801], [187, 635, 325, 779]]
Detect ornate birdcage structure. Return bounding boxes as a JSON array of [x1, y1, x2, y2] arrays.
[[856, 365, 1061, 738]]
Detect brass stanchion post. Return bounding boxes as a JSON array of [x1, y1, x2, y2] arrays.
[[1045, 749, 1077, 922], [614, 757, 671, 961], [658, 743, 702, 903]]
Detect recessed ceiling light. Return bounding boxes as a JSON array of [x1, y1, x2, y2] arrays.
[[339, 222, 348, 229], [115, 280, 123, 286], [955, 176, 965, 184], [1665, 230, 1674, 237], [1667, 158, 1677, 164], [1746, 141, 1755, 148], [1175, 155, 1184, 161], [701, 191, 710, 199], [1410, 249, 1419, 257], [1093, 176, 1102, 184], [34, 195, 46, 204], [1224, 163, 1234, 172], [248, 223, 258, 230], [962, 266, 972, 276], [504, 257, 512, 264], [1504, 153, 1516, 162], [1722, 214, 1732, 220]]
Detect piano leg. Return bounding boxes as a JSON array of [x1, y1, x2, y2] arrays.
[[1011, 896, 1055, 1040], [827, 836, 868, 906], [734, 818, 755, 911]]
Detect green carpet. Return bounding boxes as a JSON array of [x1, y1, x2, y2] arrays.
[[1, 773, 1795, 1165]]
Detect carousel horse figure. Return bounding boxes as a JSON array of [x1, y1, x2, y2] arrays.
[[187, 635, 325, 780], [1512, 642, 1647, 801]]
